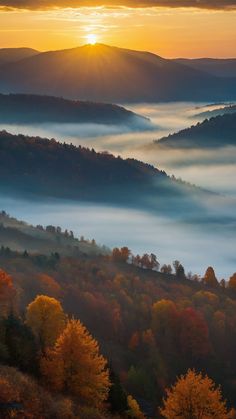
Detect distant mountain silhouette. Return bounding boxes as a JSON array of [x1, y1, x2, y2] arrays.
[[0, 44, 235, 103], [0, 47, 39, 66], [194, 103, 236, 119], [155, 112, 236, 148], [0, 93, 149, 126], [174, 58, 236, 78]]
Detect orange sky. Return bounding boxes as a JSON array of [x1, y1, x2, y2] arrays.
[[0, 6, 236, 57]]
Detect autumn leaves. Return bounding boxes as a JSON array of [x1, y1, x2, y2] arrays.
[[26, 295, 110, 408]]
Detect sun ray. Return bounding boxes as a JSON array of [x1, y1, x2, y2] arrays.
[[86, 33, 97, 45]]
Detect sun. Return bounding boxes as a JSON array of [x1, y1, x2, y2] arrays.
[[86, 34, 97, 45]]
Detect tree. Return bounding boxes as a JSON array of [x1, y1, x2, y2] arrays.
[[127, 395, 145, 418], [150, 253, 160, 271], [173, 260, 181, 275], [108, 370, 128, 414], [112, 247, 130, 262], [0, 269, 16, 317], [161, 264, 172, 274], [176, 264, 186, 280], [228, 273, 236, 292], [41, 319, 110, 407], [26, 295, 66, 350], [152, 300, 178, 346], [179, 308, 210, 360], [160, 369, 230, 419], [202, 267, 218, 288], [4, 314, 38, 373]]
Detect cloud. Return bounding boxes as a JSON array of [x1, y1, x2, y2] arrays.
[[0, 0, 236, 11]]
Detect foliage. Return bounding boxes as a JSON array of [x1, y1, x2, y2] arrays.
[[1, 246, 236, 412], [160, 369, 231, 419], [41, 319, 110, 407], [0, 365, 75, 418], [127, 395, 145, 418], [26, 295, 66, 350], [0, 269, 16, 317]]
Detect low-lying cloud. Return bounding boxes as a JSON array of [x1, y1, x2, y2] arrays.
[[1, 0, 236, 10]]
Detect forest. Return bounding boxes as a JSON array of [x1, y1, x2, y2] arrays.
[[156, 112, 236, 148], [0, 93, 147, 126], [0, 215, 236, 417]]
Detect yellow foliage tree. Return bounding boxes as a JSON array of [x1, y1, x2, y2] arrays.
[[127, 395, 145, 418], [160, 369, 231, 419], [41, 318, 110, 407], [26, 295, 66, 350]]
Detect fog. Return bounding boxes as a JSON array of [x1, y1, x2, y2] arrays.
[[1, 194, 236, 279], [1, 102, 235, 195], [1, 101, 236, 278]]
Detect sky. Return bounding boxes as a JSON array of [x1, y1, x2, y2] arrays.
[[0, 1, 236, 57]]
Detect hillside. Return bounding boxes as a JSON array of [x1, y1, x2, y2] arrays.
[[0, 211, 108, 256], [0, 93, 150, 127], [0, 235, 236, 413], [0, 130, 214, 219], [155, 112, 236, 148], [0, 47, 39, 66], [194, 103, 236, 119], [0, 44, 235, 103], [174, 58, 236, 78]]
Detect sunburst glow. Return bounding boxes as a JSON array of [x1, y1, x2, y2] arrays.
[[86, 34, 97, 45]]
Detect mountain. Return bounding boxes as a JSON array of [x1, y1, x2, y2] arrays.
[[0, 93, 149, 127], [0, 210, 108, 256], [0, 130, 213, 217], [155, 112, 236, 148], [1, 218, 236, 412], [194, 103, 236, 119], [0, 47, 39, 66], [0, 44, 236, 103], [174, 58, 236, 78]]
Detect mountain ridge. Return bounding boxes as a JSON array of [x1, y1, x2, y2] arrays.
[[1, 44, 236, 103], [155, 112, 236, 148], [0, 92, 150, 126]]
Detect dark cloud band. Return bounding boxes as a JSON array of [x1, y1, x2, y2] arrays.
[[0, 0, 236, 10]]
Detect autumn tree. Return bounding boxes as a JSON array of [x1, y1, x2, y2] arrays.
[[26, 295, 66, 350], [151, 299, 179, 354], [0, 269, 16, 317], [179, 308, 210, 360], [228, 273, 236, 292], [41, 319, 110, 407], [160, 369, 230, 419], [127, 395, 145, 418], [112, 247, 130, 262], [160, 264, 172, 274], [202, 266, 218, 288], [37, 274, 62, 298]]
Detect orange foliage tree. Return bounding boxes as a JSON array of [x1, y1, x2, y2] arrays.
[[26, 295, 66, 350], [202, 267, 218, 288], [228, 273, 236, 292], [160, 369, 231, 419], [127, 395, 145, 418], [0, 269, 16, 317], [41, 318, 110, 407]]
